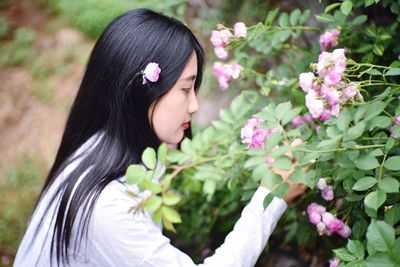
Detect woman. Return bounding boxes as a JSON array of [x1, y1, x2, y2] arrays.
[[15, 8, 303, 267]]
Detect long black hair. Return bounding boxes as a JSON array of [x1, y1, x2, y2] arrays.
[[35, 8, 204, 265]]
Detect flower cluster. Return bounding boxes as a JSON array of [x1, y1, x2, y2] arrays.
[[307, 203, 351, 238], [212, 62, 241, 90], [319, 28, 341, 51], [316, 178, 334, 201], [291, 114, 320, 131], [210, 22, 247, 60], [299, 49, 362, 121], [240, 118, 278, 149]]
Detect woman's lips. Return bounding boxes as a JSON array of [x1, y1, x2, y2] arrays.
[[182, 122, 190, 129]]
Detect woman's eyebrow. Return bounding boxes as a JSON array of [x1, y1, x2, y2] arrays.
[[179, 74, 197, 82]]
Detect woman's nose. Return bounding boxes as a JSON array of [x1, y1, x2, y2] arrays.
[[188, 91, 199, 114]]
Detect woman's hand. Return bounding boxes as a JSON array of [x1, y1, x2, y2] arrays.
[[260, 138, 307, 204]]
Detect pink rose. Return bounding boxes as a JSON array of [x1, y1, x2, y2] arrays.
[[394, 116, 400, 125], [309, 212, 322, 225], [245, 118, 263, 127], [241, 125, 254, 144], [291, 116, 304, 127], [319, 28, 341, 51], [229, 62, 241, 79], [307, 203, 326, 214], [342, 83, 358, 100], [319, 109, 331, 122], [316, 178, 327, 190], [214, 46, 228, 60], [233, 22, 247, 38], [329, 257, 340, 267], [142, 62, 161, 84], [219, 29, 233, 44], [337, 224, 352, 238], [249, 128, 269, 148], [306, 90, 324, 118], [212, 62, 241, 90], [299, 72, 315, 93], [317, 49, 346, 80], [210, 30, 224, 47], [327, 218, 344, 233], [321, 185, 334, 201], [321, 212, 335, 225]]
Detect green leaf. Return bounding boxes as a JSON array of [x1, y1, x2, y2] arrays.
[[352, 220, 368, 240], [273, 182, 289, 198], [341, 0, 353, 16], [325, 2, 341, 13], [265, 132, 282, 151], [367, 220, 395, 252], [126, 165, 145, 184], [157, 143, 168, 164], [366, 69, 383, 75], [161, 206, 182, 223], [264, 8, 280, 25], [392, 125, 400, 138], [384, 205, 400, 226], [289, 169, 308, 184], [385, 67, 400, 76], [289, 9, 301, 26], [384, 156, 400, 171], [363, 101, 387, 121], [365, 253, 396, 267], [364, 190, 387, 211], [333, 247, 357, 261], [315, 13, 335, 23], [272, 155, 292, 171], [281, 107, 302, 126], [162, 216, 176, 232], [347, 240, 365, 260], [244, 156, 265, 169], [337, 109, 352, 132], [373, 44, 385, 56], [352, 176, 377, 191], [344, 121, 366, 141], [278, 12, 289, 27], [369, 116, 392, 129], [379, 178, 399, 193], [355, 154, 380, 170], [145, 196, 162, 213], [203, 179, 216, 196], [142, 147, 157, 169], [142, 179, 162, 194], [163, 191, 181, 206], [385, 138, 395, 152], [352, 15, 368, 25]]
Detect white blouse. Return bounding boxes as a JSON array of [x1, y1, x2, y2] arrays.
[[14, 134, 287, 267]]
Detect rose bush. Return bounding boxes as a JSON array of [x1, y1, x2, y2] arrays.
[[126, 1, 400, 265]]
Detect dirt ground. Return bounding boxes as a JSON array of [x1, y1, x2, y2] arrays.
[[0, 0, 93, 172]]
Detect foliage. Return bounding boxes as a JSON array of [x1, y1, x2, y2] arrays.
[[128, 0, 400, 265], [0, 27, 36, 67], [46, 0, 188, 38], [0, 154, 45, 254]]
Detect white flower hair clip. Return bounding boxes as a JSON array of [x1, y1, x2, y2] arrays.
[[141, 62, 161, 85]]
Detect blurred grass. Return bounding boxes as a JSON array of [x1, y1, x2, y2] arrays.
[[0, 153, 46, 256], [46, 0, 188, 38]]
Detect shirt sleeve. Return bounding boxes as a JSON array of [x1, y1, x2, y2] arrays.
[[91, 185, 287, 267]]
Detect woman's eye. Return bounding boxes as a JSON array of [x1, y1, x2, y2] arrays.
[[182, 88, 190, 94]]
